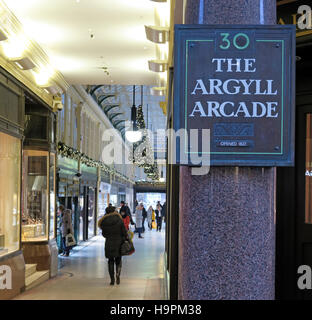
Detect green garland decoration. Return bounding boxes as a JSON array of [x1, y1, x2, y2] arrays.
[[57, 142, 135, 185]]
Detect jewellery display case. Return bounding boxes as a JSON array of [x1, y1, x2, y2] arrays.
[[49, 153, 56, 239], [22, 150, 49, 242]]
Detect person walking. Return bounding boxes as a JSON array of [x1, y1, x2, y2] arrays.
[[120, 206, 130, 231], [59, 205, 74, 256], [105, 203, 113, 215], [147, 205, 153, 230], [135, 203, 144, 238], [120, 200, 134, 225], [152, 208, 156, 230], [161, 201, 167, 224], [98, 206, 128, 286], [142, 205, 147, 233], [155, 204, 162, 232]]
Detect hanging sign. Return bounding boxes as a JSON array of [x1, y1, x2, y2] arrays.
[[173, 25, 295, 166]]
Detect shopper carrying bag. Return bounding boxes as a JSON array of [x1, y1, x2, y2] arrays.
[[59, 206, 74, 256], [98, 206, 129, 285]]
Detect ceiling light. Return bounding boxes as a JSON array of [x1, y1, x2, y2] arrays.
[[13, 57, 36, 70], [145, 26, 169, 44], [159, 177, 165, 182], [156, 3, 171, 26], [159, 70, 168, 83], [125, 130, 142, 143], [148, 59, 168, 72], [150, 87, 166, 96], [1, 35, 28, 59], [32, 67, 54, 86]]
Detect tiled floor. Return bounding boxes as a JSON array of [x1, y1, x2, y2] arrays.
[[15, 227, 166, 300]]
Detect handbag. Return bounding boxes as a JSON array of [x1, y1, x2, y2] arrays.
[[120, 240, 135, 256], [65, 233, 76, 247]]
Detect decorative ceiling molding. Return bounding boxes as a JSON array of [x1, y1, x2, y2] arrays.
[[0, 0, 69, 106]]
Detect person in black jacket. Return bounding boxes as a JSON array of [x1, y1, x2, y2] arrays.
[[142, 205, 147, 233], [98, 206, 128, 285], [161, 201, 167, 223], [120, 201, 135, 225]]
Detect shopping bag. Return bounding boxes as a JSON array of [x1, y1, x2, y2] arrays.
[[152, 221, 156, 229], [65, 233, 76, 247], [128, 230, 134, 241], [120, 240, 135, 256]]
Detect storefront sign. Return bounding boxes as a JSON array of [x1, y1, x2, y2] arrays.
[[173, 25, 295, 166]]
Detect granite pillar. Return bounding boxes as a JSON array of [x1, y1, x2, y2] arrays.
[[178, 0, 276, 300]]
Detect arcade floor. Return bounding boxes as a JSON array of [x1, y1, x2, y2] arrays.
[[15, 227, 166, 300]]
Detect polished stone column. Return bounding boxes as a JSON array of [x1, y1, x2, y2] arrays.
[[178, 0, 276, 300]]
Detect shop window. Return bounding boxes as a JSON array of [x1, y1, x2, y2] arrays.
[[24, 114, 47, 140], [88, 188, 95, 239], [0, 132, 21, 256], [49, 153, 56, 239], [22, 150, 49, 241]]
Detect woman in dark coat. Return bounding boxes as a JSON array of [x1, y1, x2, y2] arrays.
[[98, 206, 128, 285]]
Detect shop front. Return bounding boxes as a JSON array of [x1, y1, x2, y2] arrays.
[[80, 164, 98, 240], [56, 156, 80, 249], [21, 92, 58, 277], [98, 180, 111, 218], [276, 0, 312, 300], [109, 184, 118, 207], [0, 68, 25, 299]]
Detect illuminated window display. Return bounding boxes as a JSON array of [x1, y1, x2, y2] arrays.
[[49, 153, 56, 238], [22, 150, 51, 242], [88, 187, 95, 238], [0, 132, 21, 256]]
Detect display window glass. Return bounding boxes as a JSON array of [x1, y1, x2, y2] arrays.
[[49, 153, 56, 239], [88, 188, 95, 239], [0, 132, 21, 256], [79, 196, 84, 242], [22, 150, 49, 241]]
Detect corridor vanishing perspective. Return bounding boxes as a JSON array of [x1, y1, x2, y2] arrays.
[[15, 230, 166, 300], [1, 0, 312, 302]]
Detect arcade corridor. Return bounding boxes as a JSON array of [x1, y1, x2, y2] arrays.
[[15, 229, 166, 300]]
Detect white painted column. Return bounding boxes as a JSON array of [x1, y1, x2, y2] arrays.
[[69, 100, 74, 147], [75, 103, 83, 152], [82, 112, 86, 154], [96, 123, 100, 161], [62, 93, 69, 143], [87, 117, 91, 158]]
